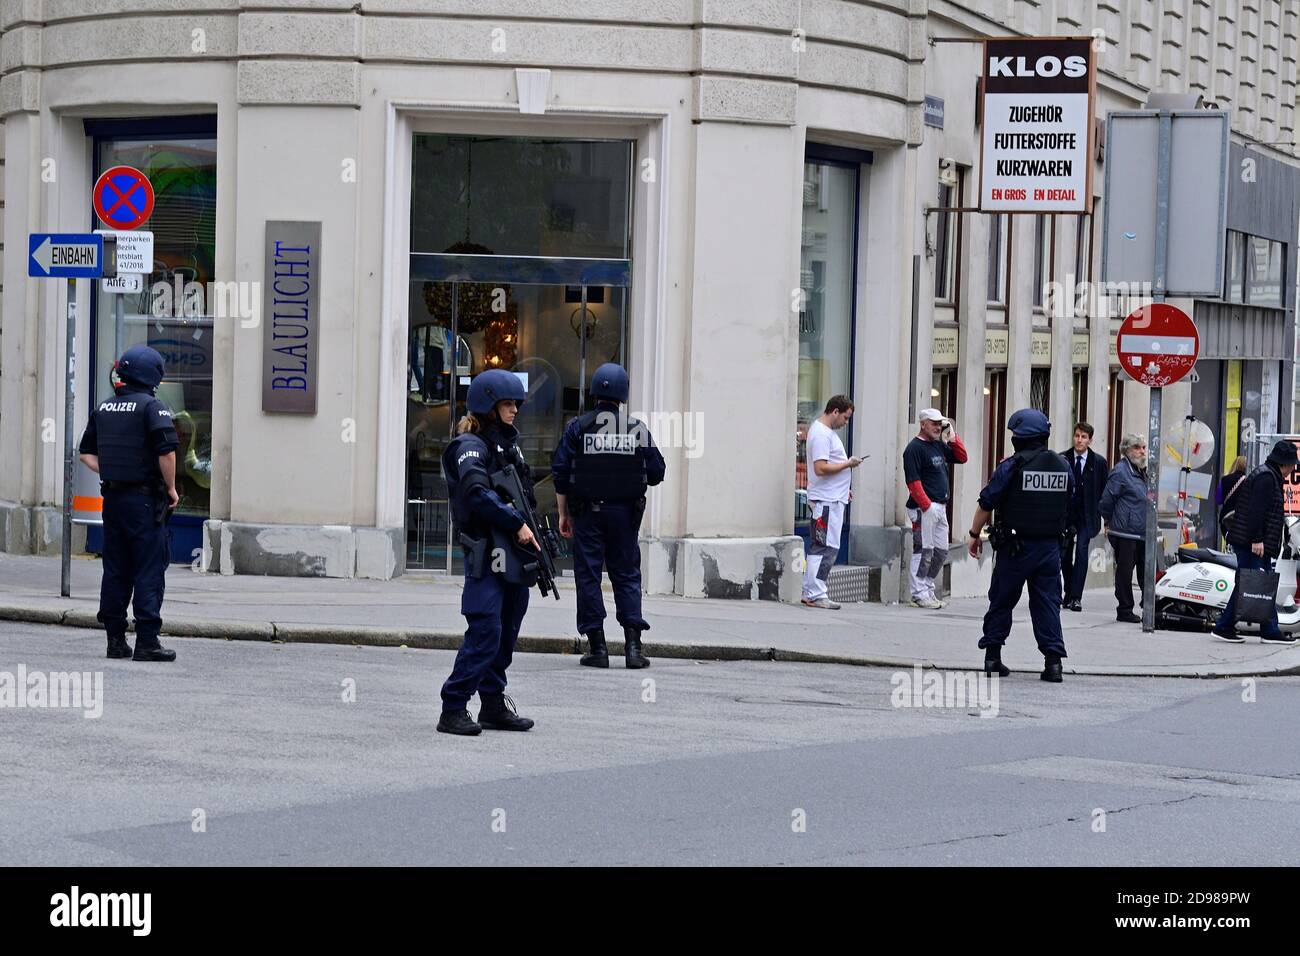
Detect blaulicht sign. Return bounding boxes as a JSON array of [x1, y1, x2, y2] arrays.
[[980, 36, 1095, 214], [262, 221, 321, 413]]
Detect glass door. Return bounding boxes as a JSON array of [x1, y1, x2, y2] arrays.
[[405, 269, 628, 572], [795, 150, 862, 563], [406, 132, 635, 572]]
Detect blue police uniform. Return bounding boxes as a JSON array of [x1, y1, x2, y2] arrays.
[[77, 347, 179, 661], [439, 420, 534, 717], [553, 403, 666, 637], [976, 411, 1074, 679]]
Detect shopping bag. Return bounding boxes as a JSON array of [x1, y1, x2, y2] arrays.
[[1235, 567, 1281, 625]]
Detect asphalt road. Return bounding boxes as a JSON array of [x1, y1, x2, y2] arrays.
[[2, 622, 1298, 866]]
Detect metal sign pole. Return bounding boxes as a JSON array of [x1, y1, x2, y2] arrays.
[[1142, 111, 1173, 634], [61, 277, 77, 598]]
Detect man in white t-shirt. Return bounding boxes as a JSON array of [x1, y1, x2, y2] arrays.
[[802, 395, 864, 609]]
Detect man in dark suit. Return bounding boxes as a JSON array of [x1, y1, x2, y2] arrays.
[[1060, 421, 1109, 611]]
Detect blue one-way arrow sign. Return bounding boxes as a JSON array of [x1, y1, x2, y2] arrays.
[[28, 232, 104, 278]]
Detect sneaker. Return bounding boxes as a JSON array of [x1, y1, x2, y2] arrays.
[[914, 596, 944, 610], [1116, 611, 1141, 624], [1211, 628, 1246, 643], [1260, 633, 1299, 645], [802, 597, 841, 610]]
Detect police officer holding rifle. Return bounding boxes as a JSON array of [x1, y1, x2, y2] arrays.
[[437, 369, 556, 736]]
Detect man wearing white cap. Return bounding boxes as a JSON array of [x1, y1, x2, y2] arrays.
[[904, 409, 968, 608]]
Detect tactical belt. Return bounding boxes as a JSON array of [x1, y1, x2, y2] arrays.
[[101, 480, 158, 495]]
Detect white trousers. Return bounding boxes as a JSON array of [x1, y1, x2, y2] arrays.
[[907, 504, 949, 598], [803, 500, 845, 601]]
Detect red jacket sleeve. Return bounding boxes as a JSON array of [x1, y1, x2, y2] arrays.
[[907, 480, 933, 512], [947, 434, 969, 464]]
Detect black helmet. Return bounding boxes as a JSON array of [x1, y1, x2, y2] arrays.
[[117, 345, 165, 390], [466, 369, 526, 415]]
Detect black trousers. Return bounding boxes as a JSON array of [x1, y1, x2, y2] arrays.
[[1109, 534, 1147, 614]]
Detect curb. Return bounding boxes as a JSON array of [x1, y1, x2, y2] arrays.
[[2, 601, 1299, 678]]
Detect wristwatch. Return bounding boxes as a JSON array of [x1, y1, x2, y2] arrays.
[[968, 529, 981, 540]]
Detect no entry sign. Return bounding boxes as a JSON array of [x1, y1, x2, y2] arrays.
[[1117, 303, 1199, 388], [93, 165, 154, 230]]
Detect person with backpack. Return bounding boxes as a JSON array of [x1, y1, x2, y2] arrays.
[[1211, 441, 1299, 645]]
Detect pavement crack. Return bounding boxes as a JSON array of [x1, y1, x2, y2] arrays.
[[870, 793, 1204, 855]]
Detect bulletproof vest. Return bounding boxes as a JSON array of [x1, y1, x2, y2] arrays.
[[94, 389, 164, 484], [996, 446, 1070, 538], [570, 408, 649, 500], [444, 426, 532, 535]]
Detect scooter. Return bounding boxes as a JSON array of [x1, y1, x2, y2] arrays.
[[1154, 515, 1300, 632]]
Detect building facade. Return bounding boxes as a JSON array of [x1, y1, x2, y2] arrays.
[[0, 1, 1297, 602]]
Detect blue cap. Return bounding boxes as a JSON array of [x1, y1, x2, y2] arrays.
[[1008, 408, 1051, 438]]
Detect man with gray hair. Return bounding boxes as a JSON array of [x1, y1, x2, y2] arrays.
[[904, 409, 968, 607], [1099, 433, 1151, 623]]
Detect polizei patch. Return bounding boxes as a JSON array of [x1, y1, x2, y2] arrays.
[[1021, 470, 1067, 491], [584, 433, 636, 455]]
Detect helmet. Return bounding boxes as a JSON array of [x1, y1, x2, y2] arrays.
[[466, 369, 526, 415], [1007, 408, 1050, 438], [116, 345, 165, 390], [590, 363, 630, 403]]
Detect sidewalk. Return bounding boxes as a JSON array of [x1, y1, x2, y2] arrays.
[[2, 552, 1298, 677]]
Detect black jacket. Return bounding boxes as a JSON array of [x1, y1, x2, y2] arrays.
[[1227, 463, 1286, 556], [1059, 447, 1110, 538]]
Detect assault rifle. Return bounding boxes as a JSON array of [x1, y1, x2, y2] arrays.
[[491, 464, 561, 600]]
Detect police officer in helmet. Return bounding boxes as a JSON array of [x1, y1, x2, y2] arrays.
[[552, 362, 666, 668], [77, 346, 180, 662], [966, 408, 1074, 682], [437, 369, 540, 736]]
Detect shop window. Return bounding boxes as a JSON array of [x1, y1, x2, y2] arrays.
[[1074, 212, 1091, 283], [406, 134, 635, 572], [934, 171, 961, 303], [795, 148, 863, 556], [1032, 214, 1051, 309], [1071, 367, 1089, 427], [1108, 368, 1126, 463], [1226, 230, 1246, 302], [1247, 236, 1284, 308], [1030, 368, 1051, 414], [987, 214, 1008, 305], [87, 118, 218, 526], [984, 369, 1007, 479]]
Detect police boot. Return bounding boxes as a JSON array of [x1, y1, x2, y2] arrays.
[[580, 628, 609, 668], [1041, 653, 1064, 683], [623, 625, 650, 669], [477, 693, 534, 731], [106, 637, 133, 660], [132, 639, 176, 663], [437, 709, 482, 736], [983, 646, 1010, 677]]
